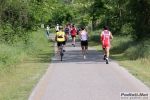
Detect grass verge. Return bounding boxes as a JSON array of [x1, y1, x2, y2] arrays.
[[0, 29, 54, 100]]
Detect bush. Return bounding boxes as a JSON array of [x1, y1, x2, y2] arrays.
[[110, 35, 150, 60], [120, 23, 133, 36], [124, 43, 150, 60]]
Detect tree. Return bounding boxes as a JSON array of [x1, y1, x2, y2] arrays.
[[129, 0, 150, 41]]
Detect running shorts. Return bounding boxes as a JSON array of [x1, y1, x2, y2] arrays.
[[57, 41, 66, 46], [65, 32, 69, 34], [102, 42, 110, 48], [81, 40, 88, 46], [71, 35, 76, 38]]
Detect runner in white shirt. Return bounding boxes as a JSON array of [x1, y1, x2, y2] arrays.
[[79, 26, 89, 59], [55, 24, 59, 32]]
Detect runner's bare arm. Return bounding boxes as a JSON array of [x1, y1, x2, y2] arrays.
[[87, 32, 89, 39], [64, 34, 67, 40], [110, 32, 113, 39], [100, 31, 103, 41], [55, 35, 57, 41], [79, 32, 82, 40]]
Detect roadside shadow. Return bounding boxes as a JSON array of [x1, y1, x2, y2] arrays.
[[51, 49, 112, 64]]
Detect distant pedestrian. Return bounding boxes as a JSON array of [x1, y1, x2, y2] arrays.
[[100, 25, 113, 64], [79, 26, 89, 59], [46, 25, 50, 37]]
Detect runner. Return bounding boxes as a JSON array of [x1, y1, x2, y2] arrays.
[[69, 23, 73, 35], [55, 26, 67, 58], [100, 25, 113, 64], [76, 28, 80, 35], [55, 24, 59, 32], [70, 24, 76, 47], [64, 24, 70, 40], [69, 23, 73, 30], [79, 26, 89, 59]]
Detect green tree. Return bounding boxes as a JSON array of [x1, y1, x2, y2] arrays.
[[129, 0, 150, 41]]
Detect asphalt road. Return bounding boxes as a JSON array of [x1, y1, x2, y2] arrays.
[[28, 34, 150, 100]]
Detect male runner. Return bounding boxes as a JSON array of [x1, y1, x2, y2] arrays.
[[100, 25, 113, 64]]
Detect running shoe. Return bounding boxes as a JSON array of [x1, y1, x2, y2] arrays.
[[85, 49, 88, 54], [106, 58, 109, 64], [72, 43, 75, 47], [83, 56, 86, 59], [103, 54, 106, 60], [57, 55, 60, 59]]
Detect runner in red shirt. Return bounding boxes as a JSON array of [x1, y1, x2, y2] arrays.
[[100, 25, 113, 64], [71, 24, 76, 47]]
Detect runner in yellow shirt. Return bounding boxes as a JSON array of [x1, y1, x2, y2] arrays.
[[55, 26, 67, 58]]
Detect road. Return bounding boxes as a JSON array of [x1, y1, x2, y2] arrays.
[[28, 34, 150, 100]]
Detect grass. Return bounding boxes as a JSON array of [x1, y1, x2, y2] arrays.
[[89, 31, 150, 87], [116, 59, 150, 86], [0, 29, 54, 100]]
